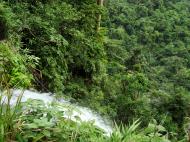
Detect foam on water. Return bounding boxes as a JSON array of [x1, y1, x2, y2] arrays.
[[2, 89, 113, 136]]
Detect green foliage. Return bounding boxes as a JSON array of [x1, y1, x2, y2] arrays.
[[104, 0, 190, 140], [2, 0, 107, 95], [0, 3, 37, 88], [0, 91, 171, 142], [0, 42, 35, 88], [0, 89, 23, 141], [1, 0, 190, 141], [111, 119, 170, 142], [17, 100, 105, 142]]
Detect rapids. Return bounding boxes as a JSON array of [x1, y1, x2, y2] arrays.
[[3, 89, 113, 136]]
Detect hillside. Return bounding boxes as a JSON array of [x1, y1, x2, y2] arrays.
[[0, 0, 190, 141]]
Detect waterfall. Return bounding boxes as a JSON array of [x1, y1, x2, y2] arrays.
[[3, 89, 113, 136]]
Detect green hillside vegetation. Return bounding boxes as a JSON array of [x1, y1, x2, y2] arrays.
[[0, 0, 190, 141]]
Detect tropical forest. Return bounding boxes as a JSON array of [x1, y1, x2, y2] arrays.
[[0, 0, 190, 141]]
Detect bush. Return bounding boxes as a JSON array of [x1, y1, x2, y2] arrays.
[[0, 42, 36, 88]]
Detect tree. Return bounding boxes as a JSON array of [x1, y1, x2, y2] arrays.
[[96, 0, 104, 31]]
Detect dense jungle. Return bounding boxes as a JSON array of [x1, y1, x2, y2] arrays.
[[0, 0, 190, 141]]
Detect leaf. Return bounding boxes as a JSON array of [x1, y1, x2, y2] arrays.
[[42, 129, 51, 137], [25, 123, 38, 129]]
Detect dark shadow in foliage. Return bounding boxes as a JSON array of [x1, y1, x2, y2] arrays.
[[21, 28, 32, 49], [69, 64, 92, 80], [125, 48, 142, 71], [167, 93, 189, 127], [0, 19, 7, 41], [59, 20, 79, 41]]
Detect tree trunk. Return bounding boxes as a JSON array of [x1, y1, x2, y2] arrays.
[[96, 0, 104, 32]]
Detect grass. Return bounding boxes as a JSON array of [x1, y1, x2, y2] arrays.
[[0, 88, 23, 141]]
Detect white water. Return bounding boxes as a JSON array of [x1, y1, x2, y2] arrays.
[[3, 89, 113, 136]]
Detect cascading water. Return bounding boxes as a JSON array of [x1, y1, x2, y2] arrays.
[[4, 89, 113, 136]]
